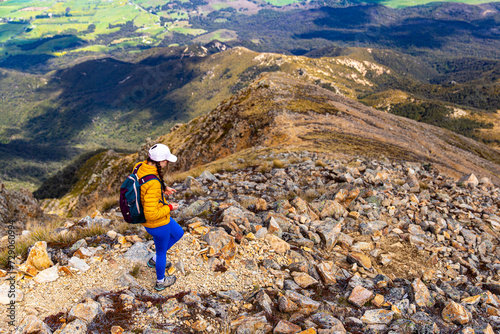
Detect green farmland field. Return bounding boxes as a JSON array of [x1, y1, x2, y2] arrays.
[[0, 22, 26, 43], [357, 0, 495, 8], [0, 0, 497, 62]]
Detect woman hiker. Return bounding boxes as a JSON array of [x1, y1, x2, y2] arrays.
[[134, 143, 184, 291]]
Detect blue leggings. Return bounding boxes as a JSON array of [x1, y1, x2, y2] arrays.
[[145, 218, 184, 280]]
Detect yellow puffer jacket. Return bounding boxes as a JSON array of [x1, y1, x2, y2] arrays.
[[134, 161, 171, 229]]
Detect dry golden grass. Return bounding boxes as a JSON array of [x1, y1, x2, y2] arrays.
[[0, 220, 107, 270], [272, 159, 285, 168], [315, 160, 327, 168], [99, 196, 119, 213], [258, 162, 272, 174], [238, 197, 261, 209], [129, 263, 142, 278]]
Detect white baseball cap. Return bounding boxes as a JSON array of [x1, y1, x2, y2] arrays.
[[148, 144, 177, 162]]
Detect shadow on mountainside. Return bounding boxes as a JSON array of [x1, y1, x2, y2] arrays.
[[19, 57, 199, 145]]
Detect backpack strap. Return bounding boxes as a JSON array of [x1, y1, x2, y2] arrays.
[[139, 174, 166, 205], [133, 163, 142, 175], [139, 174, 159, 185], [134, 163, 159, 185]]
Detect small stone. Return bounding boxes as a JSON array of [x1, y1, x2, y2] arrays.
[[315, 262, 337, 285], [459, 327, 475, 334], [372, 294, 385, 307], [220, 237, 237, 263], [279, 295, 299, 313], [122, 242, 152, 263], [199, 170, 218, 182], [292, 272, 319, 288], [69, 239, 87, 252], [16, 263, 38, 277], [268, 217, 282, 236], [297, 328, 317, 334], [442, 301, 470, 325], [412, 278, 434, 308], [361, 309, 394, 324], [315, 219, 343, 251], [217, 290, 243, 302], [264, 234, 290, 255], [231, 314, 272, 333], [461, 295, 482, 306], [68, 257, 90, 272], [25, 241, 53, 271], [203, 228, 233, 252], [74, 247, 93, 259], [347, 252, 372, 269], [475, 323, 494, 334], [192, 319, 208, 331], [256, 290, 273, 314], [68, 299, 102, 324], [359, 220, 388, 235], [13, 315, 51, 334], [309, 312, 345, 332], [59, 319, 87, 334], [285, 290, 321, 315], [311, 200, 346, 219], [482, 291, 500, 307], [255, 227, 268, 239], [379, 254, 392, 266], [125, 235, 143, 243], [111, 326, 124, 334], [106, 231, 117, 239], [457, 174, 479, 188], [422, 269, 436, 282], [34, 265, 59, 283], [486, 306, 499, 316], [273, 319, 302, 334], [348, 286, 374, 307], [348, 211, 360, 219]]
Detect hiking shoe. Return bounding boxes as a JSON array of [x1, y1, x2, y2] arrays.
[[154, 276, 177, 291], [147, 258, 172, 269]]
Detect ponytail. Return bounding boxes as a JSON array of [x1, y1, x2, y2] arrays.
[[147, 157, 165, 191]]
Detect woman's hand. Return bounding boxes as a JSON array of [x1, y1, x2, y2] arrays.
[[169, 203, 179, 211], [163, 186, 177, 196]]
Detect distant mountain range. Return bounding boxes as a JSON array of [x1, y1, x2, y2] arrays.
[[0, 1, 498, 190]]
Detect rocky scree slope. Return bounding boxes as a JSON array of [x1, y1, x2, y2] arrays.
[[5, 151, 500, 334]]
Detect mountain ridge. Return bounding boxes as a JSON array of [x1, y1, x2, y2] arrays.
[[160, 72, 500, 182], [37, 71, 500, 217]]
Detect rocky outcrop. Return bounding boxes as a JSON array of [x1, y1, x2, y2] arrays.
[[0, 180, 43, 226]]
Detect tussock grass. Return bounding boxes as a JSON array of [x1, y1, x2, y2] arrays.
[[258, 162, 272, 174], [0, 220, 107, 270], [315, 160, 327, 168], [114, 221, 142, 236], [184, 186, 206, 198], [100, 196, 119, 213], [287, 156, 300, 165], [130, 263, 142, 278], [272, 159, 285, 168], [238, 197, 261, 209], [278, 187, 327, 203]]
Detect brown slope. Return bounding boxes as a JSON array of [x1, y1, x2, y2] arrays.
[[159, 71, 500, 184]]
